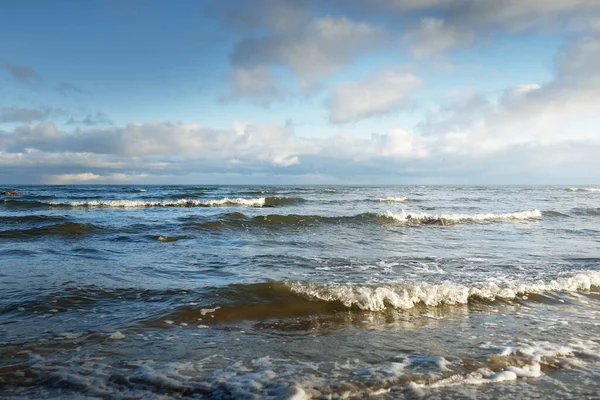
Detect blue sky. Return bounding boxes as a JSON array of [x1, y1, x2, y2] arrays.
[[1, 0, 599, 184]]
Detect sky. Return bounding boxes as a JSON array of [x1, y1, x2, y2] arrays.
[[1, 0, 600, 184]]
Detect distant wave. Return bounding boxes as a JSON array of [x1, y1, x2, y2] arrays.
[[186, 209, 542, 230], [541, 210, 570, 218], [380, 210, 541, 225], [378, 197, 408, 203], [571, 207, 600, 216], [0, 222, 101, 238], [2, 197, 304, 209], [566, 187, 600, 192], [0, 215, 69, 224], [186, 212, 372, 229]]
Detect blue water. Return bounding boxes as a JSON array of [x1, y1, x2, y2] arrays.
[[1, 185, 599, 398]]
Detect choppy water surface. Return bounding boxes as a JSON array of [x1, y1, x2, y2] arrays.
[[1, 185, 600, 399]]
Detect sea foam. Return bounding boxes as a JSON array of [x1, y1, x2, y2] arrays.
[[379, 209, 542, 224], [378, 197, 408, 203], [287, 270, 600, 311], [43, 197, 267, 208], [567, 187, 600, 192]]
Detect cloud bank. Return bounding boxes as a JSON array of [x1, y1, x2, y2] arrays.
[[1, 0, 600, 183]]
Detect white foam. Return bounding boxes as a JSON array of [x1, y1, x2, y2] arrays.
[[506, 364, 542, 378], [200, 306, 220, 316], [410, 367, 518, 390], [108, 331, 125, 340], [58, 332, 82, 339], [44, 197, 266, 208], [567, 187, 600, 192], [380, 209, 542, 224], [378, 197, 408, 203], [202, 198, 266, 207], [287, 270, 600, 311]]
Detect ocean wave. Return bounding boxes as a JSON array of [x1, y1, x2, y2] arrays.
[[0, 222, 101, 239], [0, 215, 70, 224], [287, 270, 600, 311], [186, 209, 542, 229], [1, 286, 193, 314], [541, 210, 570, 218], [567, 187, 600, 192], [572, 207, 600, 216], [2, 197, 304, 209], [378, 197, 408, 203], [380, 210, 542, 225], [186, 212, 374, 229], [140, 271, 600, 326]]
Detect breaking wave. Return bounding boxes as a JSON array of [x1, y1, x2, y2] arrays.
[[141, 270, 600, 325], [287, 271, 600, 311], [186, 209, 542, 229], [2, 197, 304, 209], [379, 210, 542, 225], [567, 187, 600, 192], [378, 197, 408, 203]]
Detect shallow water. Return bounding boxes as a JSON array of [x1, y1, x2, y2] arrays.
[[1, 185, 599, 398]]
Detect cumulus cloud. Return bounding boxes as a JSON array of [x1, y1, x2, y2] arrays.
[[328, 68, 422, 123], [0, 107, 52, 123], [406, 18, 473, 58], [419, 34, 600, 154], [0, 119, 435, 183], [46, 172, 148, 184], [231, 16, 383, 79], [211, 0, 600, 107], [224, 15, 384, 102], [224, 66, 283, 105], [3, 30, 600, 184], [394, 0, 600, 54], [2, 2, 600, 183]]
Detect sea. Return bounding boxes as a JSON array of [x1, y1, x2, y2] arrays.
[[1, 185, 599, 399]]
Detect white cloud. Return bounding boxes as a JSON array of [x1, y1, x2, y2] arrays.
[[363, 0, 600, 55], [406, 18, 473, 58], [328, 68, 422, 123], [230, 16, 384, 82], [224, 66, 283, 105], [419, 34, 600, 155], [1, 110, 599, 184], [46, 172, 147, 185]]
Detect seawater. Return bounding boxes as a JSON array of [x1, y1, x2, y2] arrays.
[[1, 185, 599, 399]]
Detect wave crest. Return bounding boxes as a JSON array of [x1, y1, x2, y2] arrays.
[[567, 187, 600, 192], [3, 197, 304, 209], [379, 210, 542, 225], [378, 197, 408, 203], [288, 271, 600, 311]]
